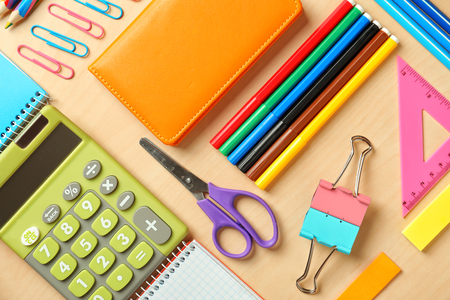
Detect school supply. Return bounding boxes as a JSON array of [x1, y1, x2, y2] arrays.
[[219, 5, 364, 156], [374, 0, 450, 70], [134, 240, 263, 300], [18, 45, 75, 79], [297, 136, 373, 294], [74, 0, 122, 19], [247, 28, 391, 181], [403, 184, 450, 250], [210, 0, 356, 149], [31, 25, 89, 57], [89, 0, 302, 146], [393, 0, 450, 53], [228, 13, 373, 165], [237, 21, 382, 173], [256, 35, 398, 190], [139, 138, 278, 259], [5, 0, 39, 29], [0, 54, 188, 300], [411, 0, 450, 35], [0, 0, 20, 15], [336, 253, 400, 300], [397, 56, 450, 216], [48, 3, 104, 39]]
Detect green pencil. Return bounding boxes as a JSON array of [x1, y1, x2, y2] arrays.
[[219, 4, 364, 156]]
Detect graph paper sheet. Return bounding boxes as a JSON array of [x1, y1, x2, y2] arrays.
[[139, 240, 262, 300]]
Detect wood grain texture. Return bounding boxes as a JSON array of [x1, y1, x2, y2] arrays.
[[1, 0, 450, 299]]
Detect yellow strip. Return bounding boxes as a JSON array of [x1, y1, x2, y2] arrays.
[[336, 253, 400, 300], [255, 37, 398, 190], [403, 184, 450, 251]]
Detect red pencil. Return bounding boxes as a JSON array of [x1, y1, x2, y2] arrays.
[[210, 0, 356, 149]]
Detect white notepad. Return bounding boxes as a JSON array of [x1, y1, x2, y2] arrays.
[[138, 240, 262, 300]]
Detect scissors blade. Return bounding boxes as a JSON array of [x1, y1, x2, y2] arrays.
[[139, 138, 209, 200]]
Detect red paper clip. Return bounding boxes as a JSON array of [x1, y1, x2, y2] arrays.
[[17, 45, 74, 80], [48, 3, 105, 39]]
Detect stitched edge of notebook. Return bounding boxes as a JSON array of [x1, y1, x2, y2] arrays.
[[90, 0, 301, 144]]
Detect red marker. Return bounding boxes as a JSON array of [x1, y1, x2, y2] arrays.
[[210, 0, 356, 149]]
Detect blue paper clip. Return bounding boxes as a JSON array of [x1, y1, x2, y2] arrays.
[[31, 25, 89, 57], [74, 0, 123, 19]]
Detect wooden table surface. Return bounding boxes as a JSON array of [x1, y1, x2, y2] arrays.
[[1, 0, 450, 299]]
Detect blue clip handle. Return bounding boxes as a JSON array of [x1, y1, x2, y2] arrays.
[[74, 0, 123, 19], [31, 25, 89, 57]]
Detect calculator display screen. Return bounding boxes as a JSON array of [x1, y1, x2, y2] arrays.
[[0, 123, 81, 228]]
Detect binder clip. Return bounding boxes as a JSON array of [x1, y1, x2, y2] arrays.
[[296, 136, 373, 294]]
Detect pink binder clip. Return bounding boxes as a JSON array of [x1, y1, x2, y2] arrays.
[[48, 3, 105, 39], [17, 45, 75, 80]]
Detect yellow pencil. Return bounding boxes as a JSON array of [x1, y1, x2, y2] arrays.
[[256, 35, 399, 190]]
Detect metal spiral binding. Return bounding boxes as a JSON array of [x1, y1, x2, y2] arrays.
[[134, 241, 196, 300], [0, 92, 51, 154]]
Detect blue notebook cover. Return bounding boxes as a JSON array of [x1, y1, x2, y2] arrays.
[[0, 51, 48, 150]]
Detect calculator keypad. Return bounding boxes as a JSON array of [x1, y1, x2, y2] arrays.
[[88, 286, 112, 300], [51, 253, 78, 280], [106, 264, 133, 292], [33, 237, 60, 264], [92, 209, 118, 236], [72, 231, 98, 258], [110, 225, 136, 253], [99, 176, 118, 195], [89, 247, 116, 275], [133, 206, 172, 244], [75, 193, 101, 220], [69, 270, 96, 297], [127, 241, 154, 269], [54, 215, 80, 242]]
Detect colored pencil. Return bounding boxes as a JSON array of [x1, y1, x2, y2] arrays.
[[0, 0, 21, 15], [5, 0, 38, 29], [411, 0, 450, 35]]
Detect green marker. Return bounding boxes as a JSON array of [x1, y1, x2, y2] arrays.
[[219, 4, 364, 156]]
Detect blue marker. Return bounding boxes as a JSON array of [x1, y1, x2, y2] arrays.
[[393, 0, 450, 53], [411, 0, 450, 35], [227, 13, 373, 165]]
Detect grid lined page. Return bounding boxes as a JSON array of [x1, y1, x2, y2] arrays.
[[140, 240, 262, 300]]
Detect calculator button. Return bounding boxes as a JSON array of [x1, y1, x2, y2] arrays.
[[54, 215, 80, 242], [100, 176, 118, 195], [89, 247, 116, 275], [74, 193, 101, 220], [21, 226, 40, 246], [127, 241, 154, 269], [88, 286, 112, 300], [63, 182, 81, 201], [110, 225, 136, 253], [133, 206, 172, 244], [92, 209, 118, 236], [116, 191, 135, 211], [106, 264, 133, 292], [68, 270, 96, 297], [84, 160, 102, 179], [33, 237, 60, 264], [51, 253, 77, 281], [42, 204, 61, 224], [72, 231, 98, 258]]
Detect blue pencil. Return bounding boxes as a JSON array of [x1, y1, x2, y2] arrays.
[[227, 13, 372, 165], [393, 0, 450, 53], [411, 0, 450, 35]]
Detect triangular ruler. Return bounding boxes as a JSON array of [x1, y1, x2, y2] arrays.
[[398, 56, 450, 217]]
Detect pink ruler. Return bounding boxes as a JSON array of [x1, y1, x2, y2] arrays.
[[398, 56, 450, 217]]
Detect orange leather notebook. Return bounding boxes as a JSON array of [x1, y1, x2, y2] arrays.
[[89, 0, 302, 145]]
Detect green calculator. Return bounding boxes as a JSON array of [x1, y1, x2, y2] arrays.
[[0, 105, 188, 299]]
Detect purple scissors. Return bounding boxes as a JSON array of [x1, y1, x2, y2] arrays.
[[140, 138, 278, 259]]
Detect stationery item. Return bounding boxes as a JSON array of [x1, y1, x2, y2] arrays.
[[393, 0, 450, 53], [31, 25, 89, 57], [397, 57, 450, 216], [89, 0, 302, 146], [5, 0, 39, 29], [140, 138, 278, 259], [403, 184, 450, 250], [228, 13, 373, 165], [256, 35, 398, 190], [297, 136, 373, 294], [247, 28, 390, 181], [0, 0, 21, 15], [210, 0, 356, 149], [237, 21, 382, 173], [17, 45, 75, 79], [48, 3, 105, 39], [336, 253, 400, 300], [219, 5, 364, 156], [411, 0, 450, 35], [74, 0, 122, 19], [374, 0, 450, 70], [134, 240, 263, 300]]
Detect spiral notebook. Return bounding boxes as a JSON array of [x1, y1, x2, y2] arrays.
[[0, 51, 49, 153], [133, 240, 263, 300]]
